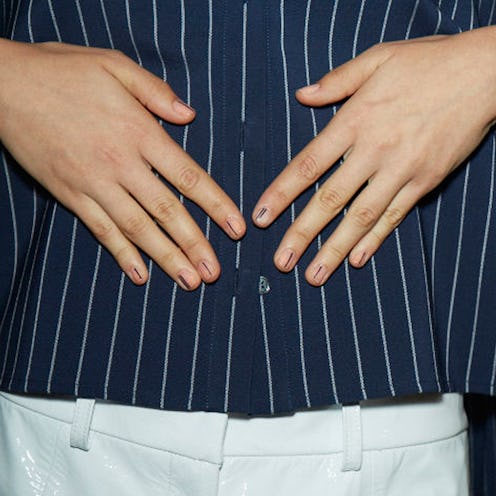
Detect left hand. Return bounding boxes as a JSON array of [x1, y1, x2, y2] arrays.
[[252, 27, 496, 286]]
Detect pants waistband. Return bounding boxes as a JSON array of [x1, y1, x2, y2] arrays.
[[0, 392, 467, 465]]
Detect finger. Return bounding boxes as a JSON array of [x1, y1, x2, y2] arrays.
[[74, 194, 149, 285], [126, 164, 221, 283], [348, 182, 421, 268], [141, 124, 246, 240], [252, 114, 354, 227], [272, 153, 373, 271], [302, 171, 409, 286], [295, 43, 393, 107], [95, 185, 203, 291], [100, 50, 196, 125]]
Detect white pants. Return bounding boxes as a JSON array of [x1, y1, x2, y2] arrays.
[[0, 391, 469, 496]]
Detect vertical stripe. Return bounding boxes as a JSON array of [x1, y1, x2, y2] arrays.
[[0, 190, 36, 385], [8, 0, 20, 39], [280, 0, 311, 408], [371, 257, 395, 395], [102, 272, 125, 399], [132, 260, 153, 404], [395, 230, 422, 392], [415, 207, 441, 390], [445, 163, 471, 388], [224, 0, 248, 411], [260, 294, 274, 414], [160, 283, 177, 408], [46, 218, 77, 393], [8, 198, 48, 390], [0, 154, 19, 349], [99, 0, 114, 48], [465, 136, 495, 389], [74, 246, 101, 395], [47, 0, 61, 41], [379, 0, 393, 42], [74, 0, 89, 46], [125, 0, 142, 65], [406, 0, 421, 39], [187, 0, 215, 409], [23, 204, 58, 391], [344, 260, 367, 398]]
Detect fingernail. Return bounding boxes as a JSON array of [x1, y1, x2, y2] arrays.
[[178, 270, 195, 291], [127, 266, 145, 284], [313, 264, 329, 285], [298, 83, 320, 95], [173, 98, 195, 117], [352, 251, 367, 267], [199, 261, 214, 280], [277, 248, 296, 271], [255, 207, 269, 225], [226, 216, 244, 238], [134, 267, 144, 281]]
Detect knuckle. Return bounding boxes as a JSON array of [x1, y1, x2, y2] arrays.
[[94, 144, 124, 168], [325, 243, 346, 261], [351, 206, 378, 229], [157, 248, 178, 269], [317, 187, 344, 212], [295, 154, 320, 182], [151, 197, 177, 223], [91, 219, 114, 241], [121, 214, 148, 238], [178, 167, 201, 193], [181, 236, 202, 253], [383, 206, 404, 228]]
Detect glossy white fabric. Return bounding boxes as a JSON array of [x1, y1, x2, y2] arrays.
[[0, 392, 469, 496]]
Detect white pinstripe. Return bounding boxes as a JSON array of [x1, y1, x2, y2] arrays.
[[451, 0, 460, 20], [103, 272, 125, 399], [160, 282, 177, 409], [74, 0, 89, 46], [416, 207, 441, 391], [395, 229, 422, 393], [47, 0, 61, 41], [188, 0, 215, 410], [125, 0, 142, 65], [99, 0, 114, 48], [224, 0, 248, 412], [445, 162, 471, 389], [379, 0, 393, 42], [74, 246, 101, 396], [23, 203, 58, 392], [260, 294, 275, 414], [280, 0, 311, 408], [132, 260, 153, 405], [406, 0, 421, 39], [8, 0, 20, 39], [489, 0, 496, 24], [371, 257, 395, 395], [0, 154, 19, 355], [465, 136, 495, 389], [46, 218, 78, 393]]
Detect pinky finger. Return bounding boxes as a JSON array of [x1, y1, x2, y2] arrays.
[[75, 195, 149, 285], [348, 184, 420, 268]]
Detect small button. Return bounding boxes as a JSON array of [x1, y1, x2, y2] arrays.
[[259, 276, 271, 295]]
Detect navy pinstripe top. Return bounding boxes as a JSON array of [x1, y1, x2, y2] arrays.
[[0, 0, 495, 415]]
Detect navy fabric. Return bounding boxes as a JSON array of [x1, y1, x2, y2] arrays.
[[0, 0, 495, 421]]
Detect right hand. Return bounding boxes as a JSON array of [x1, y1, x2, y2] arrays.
[[0, 40, 246, 290]]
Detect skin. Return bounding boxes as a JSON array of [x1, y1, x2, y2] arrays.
[[1, 28, 496, 291], [253, 26, 496, 286], [0, 39, 246, 291]]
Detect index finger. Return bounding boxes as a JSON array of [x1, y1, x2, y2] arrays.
[[252, 113, 353, 227]]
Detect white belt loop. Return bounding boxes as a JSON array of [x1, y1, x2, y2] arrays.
[[341, 403, 363, 472], [70, 398, 96, 451]]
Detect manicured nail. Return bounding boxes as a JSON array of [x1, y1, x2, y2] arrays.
[[352, 251, 367, 267], [313, 264, 329, 285], [226, 216, 244, 238], [178, 270, 195, 290], [298, 83, 320, 95], [173, 98, 195, 117], [199, 261, 213, 279], [134, 267, 144, 281], [277, 248, 296, 271], [255, 207, 269, 225]]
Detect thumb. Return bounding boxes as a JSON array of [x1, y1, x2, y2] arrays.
[[103, 51, 196, 125], [296, 44, 391, 106]]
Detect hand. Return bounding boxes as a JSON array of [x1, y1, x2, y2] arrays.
[[252, 27, 496, 286], [0, 40, 245, 290]]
